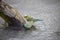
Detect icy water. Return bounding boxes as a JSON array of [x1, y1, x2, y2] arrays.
[[0, 0, 60, 40]]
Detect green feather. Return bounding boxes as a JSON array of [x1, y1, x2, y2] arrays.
[[24, 15, 42, 23]]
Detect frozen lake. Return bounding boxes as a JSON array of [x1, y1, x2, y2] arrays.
[[0, 0, 60, 40]]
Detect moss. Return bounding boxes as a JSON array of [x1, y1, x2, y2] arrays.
[[0, 11, 10, 23]]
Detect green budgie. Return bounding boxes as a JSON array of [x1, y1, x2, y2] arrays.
[[24, 15, 42, 29]]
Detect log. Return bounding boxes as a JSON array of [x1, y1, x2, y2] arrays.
[[0, 0, 28, 30], [0, 0, 27, 24]]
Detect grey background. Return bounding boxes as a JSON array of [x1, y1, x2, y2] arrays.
[[0, 0, 60, 40]]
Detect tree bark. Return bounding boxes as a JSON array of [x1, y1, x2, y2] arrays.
[[0, 0, 27, 24], [0, 0, 28, 30]]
